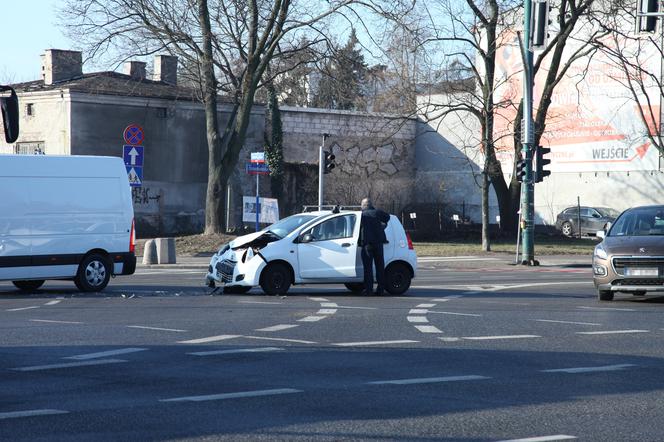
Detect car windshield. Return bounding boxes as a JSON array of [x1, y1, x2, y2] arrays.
[[609, 207, 664, 236], [597, 207, 620, 218], [265, 214, 318, 238]]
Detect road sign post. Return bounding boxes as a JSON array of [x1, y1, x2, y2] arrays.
[[247, 153, 268, 231]]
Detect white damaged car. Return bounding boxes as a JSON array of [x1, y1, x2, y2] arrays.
[[205, 210, 417, 295]]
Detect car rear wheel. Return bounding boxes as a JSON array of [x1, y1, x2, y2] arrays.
[[597, 289, 614, 301], [75, 253, 111, 292], [385, 262, 411, 295], [344, 283, 364, 293], [223, 285, 252, 294], [12, 280, 45, 292], [561, 221, 573, 237], [260, 263, 292, 296]]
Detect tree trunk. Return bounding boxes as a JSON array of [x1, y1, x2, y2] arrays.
[[481, 171, 490, 251], [198, 0, 225, 235]]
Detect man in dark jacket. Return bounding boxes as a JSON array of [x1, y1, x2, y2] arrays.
[[359, 198, 390, 295]]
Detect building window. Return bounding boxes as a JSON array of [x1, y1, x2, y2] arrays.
[[15, 142, 45, 155], [26, 103, 34, 116]]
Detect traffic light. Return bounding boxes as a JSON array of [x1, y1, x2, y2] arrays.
[[535, 145, 551, 182], [636, 0, 658, 33], [516, 158, 527, 182], [531, 0, 550, 49], [323, 151, 335, 174]]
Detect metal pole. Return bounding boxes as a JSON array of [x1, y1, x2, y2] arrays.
[[520, 0, 536, 265], [255, 173, 260, 232], [318, 145, 324, 211], [225, 184, 231, 232]]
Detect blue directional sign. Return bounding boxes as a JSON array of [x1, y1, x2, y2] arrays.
[[123, 145, 144, 167], [246, 162, 270, 175], [126, 166, 143, 187]]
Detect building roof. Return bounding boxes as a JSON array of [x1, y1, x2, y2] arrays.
[[12, 71, 204, 102]]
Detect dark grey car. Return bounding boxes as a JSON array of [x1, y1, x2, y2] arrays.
[[555, 206, 619, 237]]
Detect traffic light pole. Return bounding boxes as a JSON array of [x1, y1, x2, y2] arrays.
[[520, 0, 537, 265], [318, 145, 324, 211]]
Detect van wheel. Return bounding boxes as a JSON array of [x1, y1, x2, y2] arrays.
[[75, 253, 111, 292], [260, 263, 292, 296], [597, 289, 614, 301], [223, 285, 252, 294], [12, 280, 45, 292], [385, 262, 411, 295], [344, 283, 364, 293]]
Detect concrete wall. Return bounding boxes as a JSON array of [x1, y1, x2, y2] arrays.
[[279, 106, 417, 213]]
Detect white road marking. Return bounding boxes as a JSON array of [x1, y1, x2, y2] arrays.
[[428, 310, 482, 317], [127, 325, 187, 332], [462, 335, 541, 340], [368, 375, 490, 385], [317, 309, 337, 315], [415, 325, 443, 333], [243, 336, 317, 344], [238, 301, 282, 305], [178, 335, 242, 344], [255, 324, 299, 332], [534, 319, 601, 326], [0, 409, 69, 420], [333, 340, 419, 347], [30, 319, 83, 325], [497, 435, 577, 442], [335, 305, 378, 310], [439, 337, 461, 342], [576, 330, 649, 335], [11, 359, 127, 372], [416, 303, 436, 308], [65, 348, 147, 360], [407, 316, 429, 323], [298, 316, 326, 322], [542, 364, 636, 374], [44, 300, 62, 306], [409, 309, 428, 314], [160, 388, 302, 403], [320, 302, 338, 308], [577, 306, 635, 312], [6, 306, 40, 312], [189, 347, 283, 356], [308, 297, 330, 302]]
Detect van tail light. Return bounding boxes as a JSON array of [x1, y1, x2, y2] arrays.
[[406, 232, 414, 250], [129, 219, 136, 254]]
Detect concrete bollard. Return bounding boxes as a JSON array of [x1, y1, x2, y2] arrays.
[[155, 237, 177, 264], [142, 239, 157, 265]]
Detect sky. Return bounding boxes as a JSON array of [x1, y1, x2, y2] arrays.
[[1, 1, 75, 83]]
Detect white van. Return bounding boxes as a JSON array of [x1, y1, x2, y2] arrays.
[[0, 155, 136, 292]]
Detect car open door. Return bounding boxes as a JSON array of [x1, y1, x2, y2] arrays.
[[297, 214, 358, 279]]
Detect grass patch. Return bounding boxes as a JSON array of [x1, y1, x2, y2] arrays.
[[414, 236, 598, 256]]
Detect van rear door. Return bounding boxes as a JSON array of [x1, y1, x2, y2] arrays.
[[0, 176, 32, 280]]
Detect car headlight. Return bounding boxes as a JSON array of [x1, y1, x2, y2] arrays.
[[218, 244, 230, 255], [594, 244, 608, 260]]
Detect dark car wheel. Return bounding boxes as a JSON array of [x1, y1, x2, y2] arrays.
[[75, 253, 111, 292], [597, 289, 614, 301], [12, 280, 45, 292], [344, 283, 365, 293], [561, 221, 573, 237], [223, 285, 252, 294], [260, 263, 292, 296], [385, 262, 411, 295]]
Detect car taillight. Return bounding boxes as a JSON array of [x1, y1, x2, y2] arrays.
[[406, 232, 414, 250], [129, 219, 135, 253]]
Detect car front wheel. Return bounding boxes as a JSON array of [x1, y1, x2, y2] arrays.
[[260, 263, 292, 296], [12, 280, 45, 292], [385, 262, 411, 295], [561, 221, 573, 237], [597, 289, 614, 301]]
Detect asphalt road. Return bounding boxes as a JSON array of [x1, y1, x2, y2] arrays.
[[2, 256, 664, 441]]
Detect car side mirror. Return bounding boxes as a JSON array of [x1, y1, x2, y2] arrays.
[[300, 233, 314, 243], [0, 86, 19, 143], [597, 230, 606, 239]]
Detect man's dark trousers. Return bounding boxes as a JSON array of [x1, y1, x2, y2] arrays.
[[361, 243, 385, 294]]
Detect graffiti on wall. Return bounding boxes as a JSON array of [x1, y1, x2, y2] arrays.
[[132, 187, 161, 214]]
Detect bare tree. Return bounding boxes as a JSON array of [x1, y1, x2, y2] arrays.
[[60, 0, 363, 233]]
